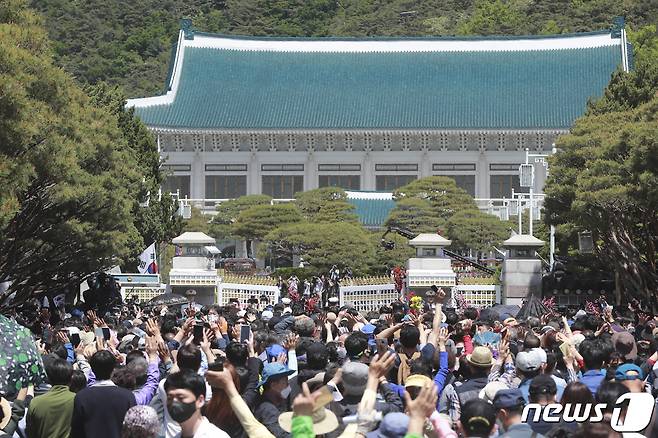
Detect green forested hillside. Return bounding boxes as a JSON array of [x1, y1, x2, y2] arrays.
[[31, 0, 658, 97]]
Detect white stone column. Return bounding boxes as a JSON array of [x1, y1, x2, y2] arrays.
[[249, 152, 259, 195], [477, 153, 489, 198], [420, 151, 431, 178], [305, 152, 317, 191], [363, 152, 375, 191], [192, 150, 205, 199]]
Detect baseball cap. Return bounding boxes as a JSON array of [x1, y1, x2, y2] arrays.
[[367, 412, 409, 438], [615, 363, 644, 381], [493, 389, 525, 409], [341, 362, 368, 396], [361, 324, 376, 335], [529, 374, 557, 396], [516, 350, 542, 372], [261, 310, 274, 321]]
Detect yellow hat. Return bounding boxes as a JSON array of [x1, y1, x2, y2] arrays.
[[404, 374, 432, 388]]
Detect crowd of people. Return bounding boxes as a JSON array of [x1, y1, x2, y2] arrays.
[[2, 287, 658, 438]]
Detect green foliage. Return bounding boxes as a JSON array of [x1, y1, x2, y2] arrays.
[[263, 222, 374, 274], [183, 207, 212, 234], [232, 203, 303, 241], [294, 187, 357, 223], [29, 0, 656, 98], [446, 209, 510, 254], [457, 0, 524, 35], [544, 95, 658, 301], [384, 198, 445, 234], [393, 176, 478, 221], [587, 26, 658, 115], [86, 82, 183, 251], [210, 194, 272, 240], [0, 0, 146, 309], [370, 232, 415, 271]]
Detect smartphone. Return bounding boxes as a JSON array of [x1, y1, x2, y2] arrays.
[[208, 359, 224, 372], [70, 333, 81, 347], [313, 386, 334, 409], [559, 341, 571, 358], [102, 327, 111, 341], [375, 338, 388, 355], [94, 327, 104, 341], [193, 324, 204, 344], [240, 324, 251, 343]]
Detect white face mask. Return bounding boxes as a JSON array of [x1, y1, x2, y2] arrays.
[[281, 385, 292, 399], [208, 314, 218, 323]]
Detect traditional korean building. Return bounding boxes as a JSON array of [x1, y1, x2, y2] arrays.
[[127, 19, 630, 207]]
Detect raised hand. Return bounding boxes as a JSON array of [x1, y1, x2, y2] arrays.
[[369, 351, 396, 380], [404, 383, 438, 420], [292, 382, 321, 417], [283, 333, 299, 351]]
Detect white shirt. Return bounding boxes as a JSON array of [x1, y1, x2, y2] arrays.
[[173, 417, 230, 438]]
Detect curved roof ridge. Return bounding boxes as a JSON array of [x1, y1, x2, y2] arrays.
[[192, 29, 613, 42]]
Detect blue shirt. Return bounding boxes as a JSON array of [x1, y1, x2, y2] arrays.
[[580, 369, 606, 395]]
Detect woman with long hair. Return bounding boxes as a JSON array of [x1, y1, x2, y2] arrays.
[[204, 363, 245, 438]]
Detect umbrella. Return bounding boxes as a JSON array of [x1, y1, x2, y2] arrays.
[[146, 293, 188, 307], [516, 294, 550, 320], [0, 315, 46, 396], [478, 305, 520, 322]]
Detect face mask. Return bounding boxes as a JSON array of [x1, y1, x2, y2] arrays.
[[208, 314, 218, 323], [281, 385, 292, 399], [168, 400, 197, 423]]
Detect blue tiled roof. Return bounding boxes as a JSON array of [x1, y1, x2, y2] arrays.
[[132, 32, 624, 130], [348, 197, 396, 228]]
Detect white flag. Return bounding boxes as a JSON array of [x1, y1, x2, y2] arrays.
[[138, 243, 158, 274]]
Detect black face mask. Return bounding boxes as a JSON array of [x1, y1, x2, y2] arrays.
[[168, 400, 197, 423]]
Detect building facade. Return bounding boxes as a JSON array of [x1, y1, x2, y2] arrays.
[[127, 20, 630, 203]]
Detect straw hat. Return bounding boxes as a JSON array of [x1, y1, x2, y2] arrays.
[[466, 346, 494, 368], [279, 408, 339, 435], [0, 397, 11, 430]]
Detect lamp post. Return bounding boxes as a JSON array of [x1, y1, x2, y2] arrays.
[[517, 146, 557, 268]]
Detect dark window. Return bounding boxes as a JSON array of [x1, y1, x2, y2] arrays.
[[261, 164, 304, 171], [205, 164, 248, 172], [447, 175, 476, 196], [318, 175, 361, 190], [205, 176, 247, 199], [375, 164, 418, 171], [262, 176, 304, 198], [162, 164, 191, 172], [490, 163, 520, 171], [490, 175, 521, 198], [376, 175, 417, 191], [433, 163, 476, 171], [162, 175, 191, 198], [318, 164, 361, 171]]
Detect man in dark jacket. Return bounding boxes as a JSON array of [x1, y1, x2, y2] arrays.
[[448, 346, 494, 420], [70, 350, 136, 438]]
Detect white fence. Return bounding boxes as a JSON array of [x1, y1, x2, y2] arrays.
[[218, 282, 280, 307], [339, 283, 399, 313], [454, 284, 500, 307]]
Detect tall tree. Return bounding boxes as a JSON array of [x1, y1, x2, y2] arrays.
[[264, 222, 374, 274], [209, 194, 272, 240], [232, 203, 303, 256], [293, 187, 357, 223], [543, 95, 658, 304], [0, 0, 143, 310], [393, 176, 478, 222], [86, 82, 183, 254], [446, 209, 510, 254], [384, 198, 445, 235]]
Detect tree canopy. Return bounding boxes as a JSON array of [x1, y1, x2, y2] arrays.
[[232, 203, 303, 242], [294, 187, 357, 224], [392, 176, 478, 222], [447, 210, 510, 254], [0, 0, 149, 310], [209, 194, 272, 240], [263, 222, 374, 274]]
